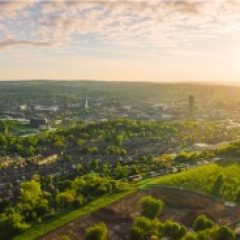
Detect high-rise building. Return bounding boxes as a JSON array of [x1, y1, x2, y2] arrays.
[[188, 95, 195, 117]]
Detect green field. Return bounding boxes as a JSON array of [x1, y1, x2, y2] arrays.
[[145, 161, 240, 202], [13, 189, 135, 240]]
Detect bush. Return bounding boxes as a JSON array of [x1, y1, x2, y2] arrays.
[[182, 232, 197, 240], [85, 222, 108, 240], [215, 226, 236, 240], [131, 226, 146, 240], [193, 215, 214, 232], [131, 216, 152, 239], [131, 217, 162, 240], [56, 192, 75, 207], [140, 196, 164, 219], [0, 212, 30, 239], [196, 230, 213, 240], [162, 220, 187, 239]]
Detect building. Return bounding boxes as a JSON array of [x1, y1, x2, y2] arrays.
[[34, 105, 59, 112], [19, 104, 27, 111], [30, 118, 48, 128], [84, 97, 89, 109], [188, 95, 195, 117]]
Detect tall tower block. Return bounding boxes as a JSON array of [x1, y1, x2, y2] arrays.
[[188, 95, 195, 117]]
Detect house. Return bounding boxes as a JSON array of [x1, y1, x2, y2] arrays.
[[148, 171, 161, 177], [34, 105, 59, 112], [19, 104, 27, 111], [129, 174, 143, 181], [30, 118, 48, 128]]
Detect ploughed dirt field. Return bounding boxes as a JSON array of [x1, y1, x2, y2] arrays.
[[39, 186, 240, 240]]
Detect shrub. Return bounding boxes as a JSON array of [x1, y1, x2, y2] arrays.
[[140, 195, 164, 219], [85, 222, 108, 240], [215, 226, 236, 240], [131, 217, 162, 240], [193, 215, 214, 232], [162, 220, 187, 239], [56, 191, 75, 207], [182, 232, 198, 240]]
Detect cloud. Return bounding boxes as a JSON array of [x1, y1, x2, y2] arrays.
[[0, 0, 36, 19], [0, 39, 53, 49], [1, 0, 240, 51]]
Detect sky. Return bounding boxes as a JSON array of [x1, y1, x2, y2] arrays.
[[0, 0, 240, 82]]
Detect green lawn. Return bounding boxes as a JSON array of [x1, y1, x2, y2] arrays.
[[141, 161, 240, 202], [13, 188, 135, 240]]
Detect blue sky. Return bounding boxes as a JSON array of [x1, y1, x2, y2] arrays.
[[0, 0, 240, 82]]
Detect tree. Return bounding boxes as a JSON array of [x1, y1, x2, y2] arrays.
[[212, 175, 224, 196], [193, 215, 214, 232], [196, 230, 213, 240], [56, 192, 75, 208], [215, 226, 235, 240], [85, 222, 108, 240], [162, 220, 187, 239], [20, 180, 43, 205], [182, 232, 197, 240], [89, 159, 100, 172], [0, 211, 29, 239], [131, 216, 163, 240], [140, 196, 164, 219]]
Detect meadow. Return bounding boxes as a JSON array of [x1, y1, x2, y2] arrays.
[[153, 160, 240, 202]]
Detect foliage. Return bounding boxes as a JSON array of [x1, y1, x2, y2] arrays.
[[0, 174, 127, 239], [85, 222, 108, 240], [155, 162, 240, 202], [214, 226, 235, 240], [193, 215, 215, 232], [140, 196, 164, 219]]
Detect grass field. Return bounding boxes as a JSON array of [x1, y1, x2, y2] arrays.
[[13, 188, 135, 240], [142, 161, 240, 202]]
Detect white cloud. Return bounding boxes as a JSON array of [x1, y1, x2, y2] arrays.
[[0, 0, 36, 19], [0, 0, 240, 51]]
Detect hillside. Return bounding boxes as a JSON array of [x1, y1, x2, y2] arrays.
[[154, 160, 240, 202]]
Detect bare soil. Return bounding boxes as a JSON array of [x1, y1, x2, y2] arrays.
[[40, 186, 240, 240]]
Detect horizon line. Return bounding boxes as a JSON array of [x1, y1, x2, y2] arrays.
[[0, 79, 240, 87]]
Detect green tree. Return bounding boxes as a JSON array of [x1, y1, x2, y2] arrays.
[[193, 215, 214, 232], [162, 220, 187, 239], [140, 196, 164, 219], [56, 192, 75, 208], [215, 226, 235, 240], [20, 180, 43, 205], [85, 222, 108, 240], [182, 232, 197, 240], [212, 175, 224, 196], [0, 212, 29, 238]]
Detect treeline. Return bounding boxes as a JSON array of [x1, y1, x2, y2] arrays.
[[172, 140, 240, 164], [0, 119, 239, 158]]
